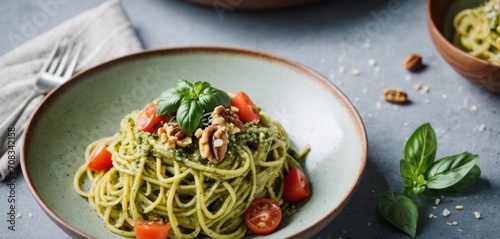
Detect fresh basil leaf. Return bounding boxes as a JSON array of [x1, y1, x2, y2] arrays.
[[442, 165, 481, 191], [176, 99, 204, 136], [193, 81, 211, 96], [176, 79, 193, 93], [378, 191, 418, 238], [426, 152, 478, 189], [404, 123, 437, 176], [400, 159, 417, 194], [156, 88, 184, 116], [198, 86, 231, 112]]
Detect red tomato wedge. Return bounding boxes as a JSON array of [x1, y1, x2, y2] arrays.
[[87, 143, 113, 172], [283, 167, 311, 202], [134, 222, 171, 239], [231, 92, 260, 123], [244, 198, 282, 235], [136, 103, 170, 133]]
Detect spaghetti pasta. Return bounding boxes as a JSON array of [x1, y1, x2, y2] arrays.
[[453, 0, 500, 64], [74, 103, 309, 238]]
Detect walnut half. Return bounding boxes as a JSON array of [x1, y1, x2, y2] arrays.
[[199, 125, 228, 163]]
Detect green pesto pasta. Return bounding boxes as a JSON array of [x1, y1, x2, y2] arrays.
[[454, 0, 500, 64], [74, 108, 309, 238]]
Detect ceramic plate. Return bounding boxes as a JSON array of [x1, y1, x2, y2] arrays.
[[22, 47, 367, 238]]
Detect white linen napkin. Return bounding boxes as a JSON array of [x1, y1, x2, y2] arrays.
[[0, 0, 143, 180]]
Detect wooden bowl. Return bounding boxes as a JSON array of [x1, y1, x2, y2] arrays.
[[186, 0, 320, 10], [427, 0, 500, 93]]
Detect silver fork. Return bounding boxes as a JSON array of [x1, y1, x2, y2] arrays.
[[0, 39, 82, 151]]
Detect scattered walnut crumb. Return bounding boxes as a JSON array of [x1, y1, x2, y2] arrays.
[[339, 66, 346, 73], [405, 75, 413, 81], [474, 211, 481, 219], [28, 212, 33, 218], [414, 83, 421, 91], [422, 85, 430, 93], [368, 59, 377, 66], [478, 124, 486, 132], [470, 105, 478, 112], [351, 69, 361, 76], [447, 221, 458, 226], [455, 205, 464, 210], [442, 208, 451, 217], [428, 213, 435, 219], [435, 198, 441, 205]]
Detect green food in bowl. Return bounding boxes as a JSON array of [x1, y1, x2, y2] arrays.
[[22, 47, 367, 239], [451, 0, 500, 64]]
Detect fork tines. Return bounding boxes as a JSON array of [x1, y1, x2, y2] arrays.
[[41, 38, 82, 80]]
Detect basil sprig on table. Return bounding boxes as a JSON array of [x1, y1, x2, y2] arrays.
[[156, 80, 231, 136], [378, 123, 481, 238]]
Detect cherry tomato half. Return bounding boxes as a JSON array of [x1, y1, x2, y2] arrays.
[[231, 92, 260, 123], [136, 103, 170, 133], [87, 143, 113, 172], [283, 167, 311, 202], [134, 222, 171, 239], [244, 198, 282, 235]]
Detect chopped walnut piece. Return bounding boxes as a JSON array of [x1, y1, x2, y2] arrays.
[[199, 125, 228, 163], [158, 123, 192, 149], [176, 136, 192, 148], [166, 136, 177, 149], [194, 128, 203, 139], [211, 105, 243, 134]]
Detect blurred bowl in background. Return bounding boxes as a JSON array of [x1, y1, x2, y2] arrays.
[[427, 0, 500, 93], [186, 0, 320, 10]]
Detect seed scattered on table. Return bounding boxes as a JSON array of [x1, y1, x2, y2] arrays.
[[422, 85, 430, 93], [446, 221, 458, 226], [470, 105, 478, 112], [478, 124, 486, 132], [368, 59, 377, 66], [455, 205, 464, 210], [442, 208, 451, 217], [435, 198, 441, 205], [339, 66, 346, 74], [414, 83, 421, 91], [351, 69, 361, 76]]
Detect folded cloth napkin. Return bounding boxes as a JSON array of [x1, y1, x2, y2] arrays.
[[0, 0, 143, 181]]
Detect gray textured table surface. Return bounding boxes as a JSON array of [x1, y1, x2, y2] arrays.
[[1, 0, 499, 238]]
